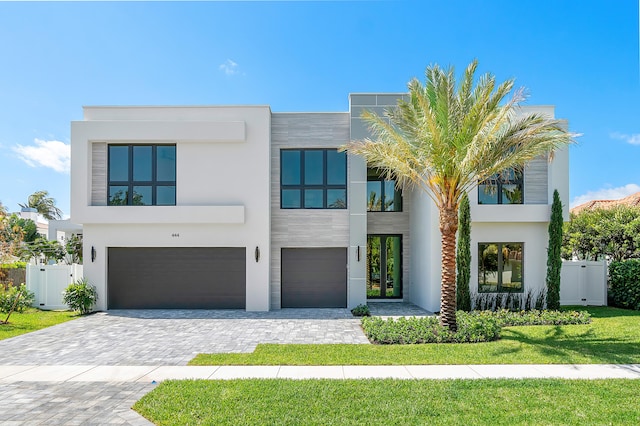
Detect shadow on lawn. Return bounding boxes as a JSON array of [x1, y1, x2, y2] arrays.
[[499, 325, 640, 364]]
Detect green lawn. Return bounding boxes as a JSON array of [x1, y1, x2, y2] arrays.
[[0, 308, 77, 340], [190, 307, 640, 365], [134, 378, 640, 425]]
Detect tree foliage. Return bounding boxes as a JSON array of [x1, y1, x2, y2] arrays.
[[456, 192, 471, 312], [546, 189, 563, 310], [0, 211, 23, 264], [20, 237, 66, 264], [343, 60, 573, 331], [7, 215, 39, 243], [563, 206, 640, 262], [19, 190, 63, 220]]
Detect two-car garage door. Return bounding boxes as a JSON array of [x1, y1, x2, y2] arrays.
[[108, 247, 347, 309], [108, 247, 246, 309]]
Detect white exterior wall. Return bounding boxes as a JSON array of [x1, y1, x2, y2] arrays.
[[470, 222, 548, 295], [408, 105, 570, 309], [71, 106, 271, 311], [408, 189, 442, 312]]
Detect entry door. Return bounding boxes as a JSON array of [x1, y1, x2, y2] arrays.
[[367, 235, 402, 299]]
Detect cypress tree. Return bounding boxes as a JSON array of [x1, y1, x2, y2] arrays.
[[546, 189, 563, 310], [456, 192, 472, 311]]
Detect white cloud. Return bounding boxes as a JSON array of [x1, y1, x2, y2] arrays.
[[610, 132, 640, 145], [13, 139, 70, 174], [219, 59, 239, 76], [570, 183, 640, 208]]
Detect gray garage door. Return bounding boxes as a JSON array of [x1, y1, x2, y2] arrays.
[[108, 247, 246, 309], [281, 248, 347, 308]]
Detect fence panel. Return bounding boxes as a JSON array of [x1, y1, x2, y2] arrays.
[[26, 264, 83, 310], [560, 261, 607, 306]]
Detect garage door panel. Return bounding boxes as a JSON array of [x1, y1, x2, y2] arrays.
[[281, 248, 347, 308], [108, 247, 246, 309]]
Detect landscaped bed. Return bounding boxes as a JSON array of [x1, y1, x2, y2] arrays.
[[134, 378, 640, 425], [190, 307, 639, 365], [0, 308, 77, 340]]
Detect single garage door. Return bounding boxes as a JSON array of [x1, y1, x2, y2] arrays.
[[108, 247, 246, 309], [281, 248, 347, 308]]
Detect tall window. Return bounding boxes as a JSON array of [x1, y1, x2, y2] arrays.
[[367, 235, 402, 298], [367, 168, 402, 212], [478, 169, 523, 204], [280, 149, 347, 209], [478, 242, 523, 293], [108, 145, 176, 206]]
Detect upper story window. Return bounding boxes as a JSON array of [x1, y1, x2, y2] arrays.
[[108, 144, 176, 206], [478, 168, 523, 204], [367, 168, 402, 212], [280, 149, 347, 209]]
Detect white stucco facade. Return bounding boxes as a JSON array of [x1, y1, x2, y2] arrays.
[[70, 101, 569, 312], [71, 106, 272, 311]]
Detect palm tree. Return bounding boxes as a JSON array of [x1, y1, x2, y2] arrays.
[[343, 60, 573, 331], [19, 190, 63, 220]]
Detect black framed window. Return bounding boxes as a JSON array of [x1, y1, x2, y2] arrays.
[[478, 242, 523, 293], [478, 169, 523, 204], [367, 168, 402, 212], [280, 149, 347, 209], [367, 234, 402, 299], [108, 144, 176, 206]]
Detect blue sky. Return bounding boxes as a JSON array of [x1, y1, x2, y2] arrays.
[[0, 0, 638, 217]]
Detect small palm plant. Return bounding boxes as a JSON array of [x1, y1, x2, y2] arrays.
[[62, 278, 98, 315]]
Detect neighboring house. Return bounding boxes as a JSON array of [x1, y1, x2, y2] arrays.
[[17, 207, 49, 236], [571, 191, 640, 214], [48, 219, 83, 244], [70, 95, 569, 312]]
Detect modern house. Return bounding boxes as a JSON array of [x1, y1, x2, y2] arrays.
[[70, 94, 569, 312]]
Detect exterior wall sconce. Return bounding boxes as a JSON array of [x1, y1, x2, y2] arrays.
[[356, 246, 361, 262], [255, 246, 260, 262], [91, 246, 97, 263]]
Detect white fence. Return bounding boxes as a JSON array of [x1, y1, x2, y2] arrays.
[[26, 264, 83, 310], [560, 260, 607, 306]]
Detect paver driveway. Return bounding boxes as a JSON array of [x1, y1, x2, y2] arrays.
[[0, 309, 369, 366], [0, 308, 369, 425]]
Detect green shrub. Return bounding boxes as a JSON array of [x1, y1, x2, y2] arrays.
[[351, 304, 370, 317], [0, 261, 27, 269], [361, 309, 590, 345], [609, 260, 640, 310], [472, 309, 591, 327], [0, 283, 35, 314], [62, 278, 98, 314], [361, 312, 501, 344]]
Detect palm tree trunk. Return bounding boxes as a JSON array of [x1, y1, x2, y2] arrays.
[[439, 205, 458, 332]]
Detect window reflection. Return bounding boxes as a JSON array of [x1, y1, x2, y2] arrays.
[[478, 169, 523, 204], [367, 168, 402, 212], [478, 242, 523, 293], [280, 149, 347, 209], [108, 145, 176, 206]]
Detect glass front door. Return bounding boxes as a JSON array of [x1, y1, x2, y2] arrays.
[[367, 235, 402, 299]]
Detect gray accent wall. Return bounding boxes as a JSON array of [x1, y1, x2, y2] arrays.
[[524, 155, 548, 204], [91, 142, 107, 206], [350, 93, 412, 302], [270, 113, 351, 309], [367, 200, 412, 300]]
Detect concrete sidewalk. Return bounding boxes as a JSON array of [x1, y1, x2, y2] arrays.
[[2, 363, 640, 382]]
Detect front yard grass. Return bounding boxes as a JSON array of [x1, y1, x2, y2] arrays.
[[190, 307, 640, 365], [134, 378, 640, 425], [0, 308, 76, 340]]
